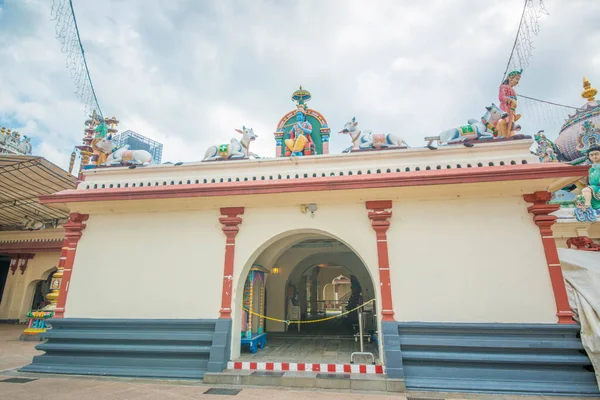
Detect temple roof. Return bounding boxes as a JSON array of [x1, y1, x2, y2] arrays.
[[0, 155, 77, 230]]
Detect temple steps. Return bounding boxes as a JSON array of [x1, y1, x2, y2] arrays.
[[36, 342, 213, 354], [38, 330, 214, 342], [393, 322, 600, 396], [20, 319, 229, 380]]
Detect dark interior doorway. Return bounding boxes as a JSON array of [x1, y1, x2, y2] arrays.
[[0, 255, 10, 305], [31, 269, 56, 310]]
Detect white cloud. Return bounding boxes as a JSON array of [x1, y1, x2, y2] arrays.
[[1, 0, 599, 171]]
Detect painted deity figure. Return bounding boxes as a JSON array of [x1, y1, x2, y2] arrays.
[[284, 106, 313, 156], [497, 69, 522, 138], [578, 146, 600, 219]]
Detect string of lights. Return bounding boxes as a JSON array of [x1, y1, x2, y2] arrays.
[[501, 0, 548, 83], [51, 0, 103, 120]]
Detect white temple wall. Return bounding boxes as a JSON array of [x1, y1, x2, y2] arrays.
[[65, 210, 225, 319], [64, 191, 557, 325], [388, 195, 556, 323]]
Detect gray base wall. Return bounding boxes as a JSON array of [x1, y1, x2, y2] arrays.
[[20, 318, 231, 379], [382, 322, 600, 396]]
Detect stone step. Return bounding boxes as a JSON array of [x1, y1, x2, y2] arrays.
[[204, 369, 405, 392]]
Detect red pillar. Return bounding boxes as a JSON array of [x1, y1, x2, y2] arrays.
[[54, 213, 89, 318], [366, 200, 395, 322], [523, 191, 575, 324], [218, 207, 244, 319]]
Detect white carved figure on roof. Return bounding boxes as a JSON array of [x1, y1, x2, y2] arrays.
[[429, 104, 505, 149], [339, 117, 409, 151], [203, 126, 258, 161], [533, 131, 558, 163], [23, 216, 44, 230], [6, 131, 20, 147], [94, 134, 153, 166], [17, 136, 32, 155]]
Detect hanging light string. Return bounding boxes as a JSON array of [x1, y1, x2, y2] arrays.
[[500, 0, 548, 84], [51, 0, 103, 120], [517, 94, 581, 110]]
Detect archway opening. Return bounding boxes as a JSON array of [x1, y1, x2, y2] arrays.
[[235, 232, 380, 365], [30, 267, 56, 311]]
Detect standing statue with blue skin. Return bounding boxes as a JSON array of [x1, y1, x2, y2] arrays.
[[284, 106, 313, 156]]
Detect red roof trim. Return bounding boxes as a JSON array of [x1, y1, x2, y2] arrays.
[[39, 163, 589, 205], [0, 239, 63, 254]]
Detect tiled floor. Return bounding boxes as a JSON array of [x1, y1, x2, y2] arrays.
[[237, 335, 380, 364], [0, 324, 42, 373]]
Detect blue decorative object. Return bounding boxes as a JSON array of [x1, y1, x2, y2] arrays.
[[241, 332, 267, 354], [241, 265, 269, 353]]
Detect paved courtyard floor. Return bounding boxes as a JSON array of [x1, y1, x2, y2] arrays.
[[1, 324, 598, 400]]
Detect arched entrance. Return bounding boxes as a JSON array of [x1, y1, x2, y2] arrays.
[[29, 267, 57, 311], [232, 230, 380, 366]]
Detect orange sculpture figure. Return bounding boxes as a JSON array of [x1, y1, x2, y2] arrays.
[[497, 69, 522, 138]]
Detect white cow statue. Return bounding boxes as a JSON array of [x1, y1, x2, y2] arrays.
[[426, 103, 506, 149], [203, 126, 258, 161], [339, 117, 409, 150], [94, 135, 153, 166]]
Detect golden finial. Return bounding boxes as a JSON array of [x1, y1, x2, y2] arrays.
[[582, 76, 597, 102]]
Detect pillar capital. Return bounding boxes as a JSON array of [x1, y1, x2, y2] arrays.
[[219, 207, 244, 241], [366, 201, 393, 236], [63, 213, 89, 242], [18, 253, 34, 275]]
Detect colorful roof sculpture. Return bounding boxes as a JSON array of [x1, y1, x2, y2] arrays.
[[553, 78, 600, 164]]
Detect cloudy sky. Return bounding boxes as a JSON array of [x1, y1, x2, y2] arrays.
[[1, 0, 599, 170]]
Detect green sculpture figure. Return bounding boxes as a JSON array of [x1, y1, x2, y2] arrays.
[[577, 146, 600, 221]]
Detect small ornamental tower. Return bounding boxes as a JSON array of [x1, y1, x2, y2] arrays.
[[274, 86, 331, 157], [69, 112, 120, 177]]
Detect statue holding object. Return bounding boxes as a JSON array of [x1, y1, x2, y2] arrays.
[[496, 69, 522, 138], [203, 126, 258, 161], [284, 105, 314, 157], [339, 117, 409, 151], [426, 103, 506, 149]]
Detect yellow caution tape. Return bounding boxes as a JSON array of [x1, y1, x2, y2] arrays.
[[241, 299, 375, 325]]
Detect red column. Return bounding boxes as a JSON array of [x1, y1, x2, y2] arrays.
[[54, 213, 89, 318], [366, 200, 395, 322], [523, 191, 575, 324], [218, 207, 244, 319]]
